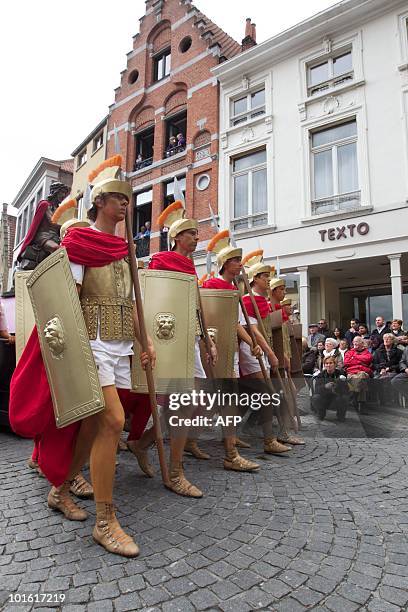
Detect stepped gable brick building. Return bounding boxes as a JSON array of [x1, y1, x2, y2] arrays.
[[106, 0, 240, 258]]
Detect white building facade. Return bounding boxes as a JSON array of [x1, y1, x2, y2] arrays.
[[214, 0, 408, 334]]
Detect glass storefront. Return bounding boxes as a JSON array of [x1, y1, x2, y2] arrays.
[[340, 286, 408, 330]]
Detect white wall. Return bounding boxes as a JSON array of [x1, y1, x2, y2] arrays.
[[217, 1, 408, 271]]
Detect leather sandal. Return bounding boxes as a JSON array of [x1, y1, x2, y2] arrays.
[[47, 482, 88, 521], [127, 441, 155, 478], [235, 437, 251, 449], [69, 473, 94, 499], [165, 462, 203, 498], [278, 436, 305, 446], [184, 439, 210, 460], [93, 503, 139, 557], [224, 448, 259, 472], [264, 437, 291, 454]]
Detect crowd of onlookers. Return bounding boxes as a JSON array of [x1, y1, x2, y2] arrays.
[[302, 317, 408, 420], [134, 133, 186, 171]]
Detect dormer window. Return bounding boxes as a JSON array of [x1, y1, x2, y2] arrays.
[[307, 49, 353, 96]]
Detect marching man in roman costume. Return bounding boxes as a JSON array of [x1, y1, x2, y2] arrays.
[[239, 251, 291, 454], [10, 156, 155, 557], [201, 229, 261, 472], [128, 200, 217, 498], [270, 277, 305, 446]]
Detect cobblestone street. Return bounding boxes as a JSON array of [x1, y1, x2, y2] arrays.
[[1, 400, 408, 612]]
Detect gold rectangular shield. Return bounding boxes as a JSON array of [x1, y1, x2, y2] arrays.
[[131, 269, 197, 393], [199, 289, 239, 378], [270, 310, 285, 369], [26, 249, 105, 428], [15, 271, 36, 363]]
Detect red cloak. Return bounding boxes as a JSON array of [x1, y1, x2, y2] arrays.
[[202, 277, 235, 290], [242, 294, 270, 320], [272, 302, 288, 322], [17, 200, 52, 260], [9, 227, 130, 486], [149, 251, 196, 276]]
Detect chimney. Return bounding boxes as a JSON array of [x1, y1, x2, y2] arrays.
[[242, 17, 257, 51]]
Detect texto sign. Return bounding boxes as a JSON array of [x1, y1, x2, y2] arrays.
[[318, 222, 369, 242]]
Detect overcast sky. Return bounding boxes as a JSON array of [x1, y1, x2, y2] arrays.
[[2, 0, 338, 208]]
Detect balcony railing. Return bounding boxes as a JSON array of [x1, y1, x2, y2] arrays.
[[135, 237, 150, 258], [311, 191, 361, 216], [164, 144, 186, 159], [231, 212, 268, 231], [133, 157, 153, 172]]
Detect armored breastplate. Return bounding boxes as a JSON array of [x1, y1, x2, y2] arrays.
[[80, 259, 134, 341]]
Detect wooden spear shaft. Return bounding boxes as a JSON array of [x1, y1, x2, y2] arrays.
[[125, 208, 169, 486]]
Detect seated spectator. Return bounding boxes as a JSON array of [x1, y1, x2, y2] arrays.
[[373, 333, 402, 404], [177, 133, 186, 149], [391, 344, 408, 398], [373, 334, 401, 377], [308, 323, 325, 348], [311, 356, 349, 421], [344, 319, 360, 347], [344, 336, 373, 410], [315, 340, 325, 371], [358, 324, 370, 340], [363, 337, 375, 354], [390, 319, 408, 349], [339, 339, 349, 360], [318, 319, 333, 339], [333, 327, 344, 342], [323, 338, 343, 368], [166, 136, 178, 156], [302, 337, 316, 375], [370, 316, 391, 350]]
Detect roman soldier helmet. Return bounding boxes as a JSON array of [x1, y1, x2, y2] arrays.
[[242, 249, 274, 282], [270, 277, 286, 292], [89, 155, 132, 203], [206, 229, 242, 271], [51, 155, 132, 225], [158, 200, 198, 249], [280, 298, 292, 307]]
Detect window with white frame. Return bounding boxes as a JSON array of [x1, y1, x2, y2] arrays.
[[231, 149, 267, 230], [77, 197, 84, 220], [93, 132, 104, 152], [77, 149, 87, 169], [230, 88, 265, 127], [153, 48, 171, 82], [28, 197, 35, 225], [311, 119, 360, 215], [307, 49, 353, 96]]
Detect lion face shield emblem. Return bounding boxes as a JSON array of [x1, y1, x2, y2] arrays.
[[155, 312, 176, 341], [44, 315, 65, 359]]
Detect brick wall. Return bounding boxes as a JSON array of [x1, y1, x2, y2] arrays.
[[106, 0, 240, 251]]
